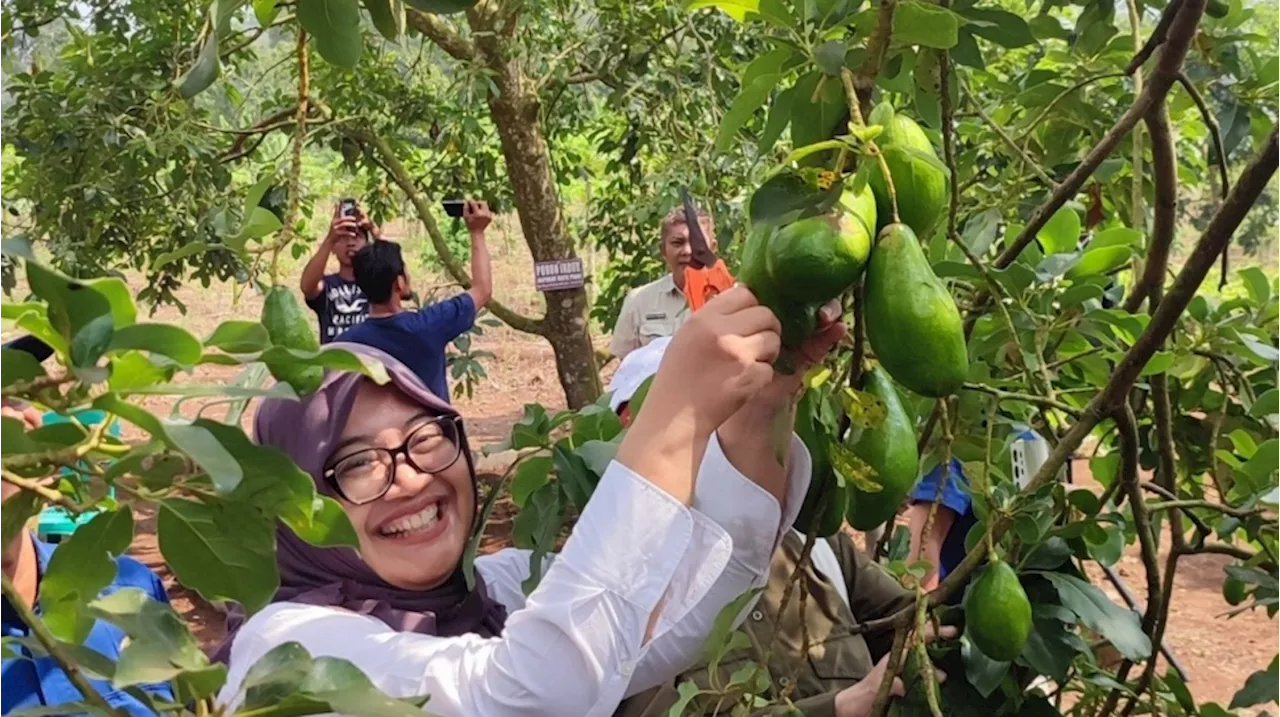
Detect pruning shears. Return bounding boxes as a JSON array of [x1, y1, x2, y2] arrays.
[[680, 188, 735, 312]]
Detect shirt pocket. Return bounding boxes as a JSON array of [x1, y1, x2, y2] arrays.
[[639, 318, 677, 343]]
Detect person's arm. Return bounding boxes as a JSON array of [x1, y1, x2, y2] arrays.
[[300, 206, 358, 300], [904, 461, 969, 591], [610, 292, 642, 361], [463, 200, 493, 309], [219, 437, 809, 717]]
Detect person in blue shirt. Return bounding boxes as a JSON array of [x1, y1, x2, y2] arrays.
[[1, 478, 175, 715], [906, 458, 976, 600], [338, 200, 493, 402]]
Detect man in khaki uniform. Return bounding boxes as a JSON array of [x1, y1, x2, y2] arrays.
[[607, 342, 924, 717], [610, 206, 717, 360]]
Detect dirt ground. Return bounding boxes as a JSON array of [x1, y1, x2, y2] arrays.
[[10, 233, 1277, 712]]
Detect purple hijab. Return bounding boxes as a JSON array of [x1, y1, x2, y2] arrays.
[[213, 343, 507, 662]]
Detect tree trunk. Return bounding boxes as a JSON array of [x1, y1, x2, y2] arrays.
[[486, 72, 601, 408]]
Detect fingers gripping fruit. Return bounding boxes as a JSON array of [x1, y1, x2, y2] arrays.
[[738, 184, 876, 352], [864, 223, 969, 397], [866, 102, 949, 239], [846, 366, 920, 530], [965, 558, 1032, 662]]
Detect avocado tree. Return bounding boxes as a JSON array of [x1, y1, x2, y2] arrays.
[[0, 0, 1277, 716], [495, 0, 1279, 714]]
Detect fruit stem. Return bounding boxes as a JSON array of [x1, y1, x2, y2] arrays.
[[840, 68, 900, 224]]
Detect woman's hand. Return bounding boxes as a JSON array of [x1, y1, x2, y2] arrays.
[[616, 285, 781, 504], [833, 626, 958, 717], [715, 299, 846, 501]]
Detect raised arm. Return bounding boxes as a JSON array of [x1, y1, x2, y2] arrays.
[[463, 200, 493, 309], [300, 205, 356, 300]]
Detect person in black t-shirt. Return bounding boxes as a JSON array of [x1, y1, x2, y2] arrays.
[[300, 202, 375, 343]]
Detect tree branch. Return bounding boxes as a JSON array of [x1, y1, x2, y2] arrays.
[[992, 0, 1206, 271], [852, 123, 1278, 642], [853, 0, 897, 108], [406, 9, 477, 62], [1, 471, 84, 513], [1116, 406, 1162, 634], [1124, 99, 1177, 312], [1176, 72, 1230, 199], [1126, 0, 1183, 75], [962, 80, 1057, 189], [1, 573, 124, 716], [961, 382, 1082, 416], [352, 127, 545, 335]]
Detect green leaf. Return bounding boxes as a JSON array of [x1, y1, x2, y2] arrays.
[[404, 0, 476, 13], [1138, 351, 1176, 377], [758, 84, 795, 155], [301, 656, 428, 717], [363, 0, 405, 41], [158, 498, 279, 614], [716, 74, 782, 152], [1240, 439, 1279, 488], [1039, 571, 1151, 660], [1, 349, 46, 389], [747, 169, 842, 227], [686, 0, 760, 23], [229, 206, 284, 247], [1036, 206, 1081, 254], [961, 635, 1009, 697], [108, 324, 203, 367], [553, 441, 597, 512], [206, 320, 273, 353], [571, 404, 623, 444], [177, 34, 221, 99], [1089, 226, 1142, 250], [741, 47, 796, 88], [703, 587, 764, 664], [1086, 523, 1124, 566], [1230, 655, 1279, 709], [88, 587, 210, 686], [242, 642, 315, 709], [785, 139, 851, 165], [893, 0, 960, 49], [789, 72, 847, 164], [27, 262, 116, 369], [813, 40, 846, 76], [951, 27, 984, 68], [1064, 246, 1132, 280], [961, 208, 1000, 256], [253, 0, 280, 26], [576, 439, 619, 478], [1250, 388, 1279, 418], [40, 510, 135, 644], [665, 681, 705, 717], [150, 242, 214, 272], [509, 455, 552, 507], [1239, 266, 1272, 305], [163, 420, 244, 493], [957, 7, 1036, 48], [297, 0, 364, 70]]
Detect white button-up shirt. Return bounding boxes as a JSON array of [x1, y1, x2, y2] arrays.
[[217, 432, 812, 717]]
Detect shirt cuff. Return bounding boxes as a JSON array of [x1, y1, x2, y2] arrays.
[[554, 457, 697, 614], [693, 432, 812, 566]]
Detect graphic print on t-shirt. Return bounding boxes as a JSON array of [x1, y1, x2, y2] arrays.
[[308, 275, 369, 343]]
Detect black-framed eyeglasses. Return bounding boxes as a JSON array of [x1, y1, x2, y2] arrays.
[[323, 416, 463, 505]]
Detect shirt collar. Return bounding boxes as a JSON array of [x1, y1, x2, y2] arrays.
[[659, 273, 682, 296]]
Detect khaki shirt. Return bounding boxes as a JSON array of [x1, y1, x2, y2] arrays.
[[611, 274, 689, 360], [613, 532, 913, 717]]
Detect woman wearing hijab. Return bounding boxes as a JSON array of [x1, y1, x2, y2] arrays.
[[215, 287, 847, 717]]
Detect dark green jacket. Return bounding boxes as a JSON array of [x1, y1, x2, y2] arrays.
[[614, 530, 913, 717]]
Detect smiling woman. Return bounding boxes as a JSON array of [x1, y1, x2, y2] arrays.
[[210, 284, 839, 717]]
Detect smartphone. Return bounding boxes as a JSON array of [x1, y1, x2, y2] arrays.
[[339, 198, 359, 218], [442, 199, 465, 219]]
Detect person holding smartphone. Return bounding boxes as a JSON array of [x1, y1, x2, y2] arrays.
[[300, 200, 377, 343], [337, 199, 493, 402]]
